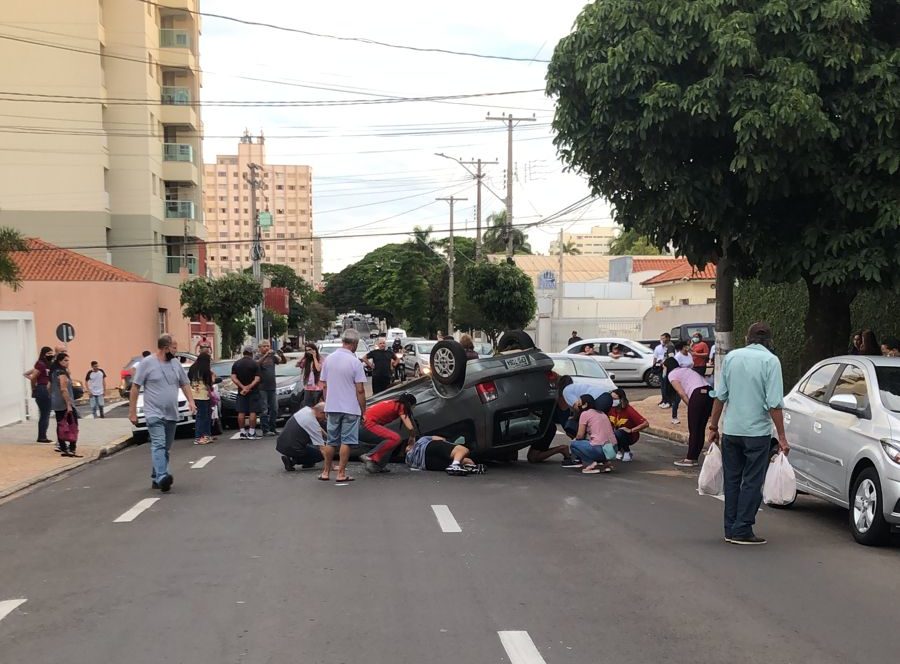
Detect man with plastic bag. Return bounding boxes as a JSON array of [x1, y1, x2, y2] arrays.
[[706, 322, 790, 545]]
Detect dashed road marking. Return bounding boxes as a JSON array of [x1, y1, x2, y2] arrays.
[[114, 498, 159, 523], [498, 631, 547, 664], [191, 456, 215, 469], [0, 599, 27, 624], [431, 505, 461, 533]]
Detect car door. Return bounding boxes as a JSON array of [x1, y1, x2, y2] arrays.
[[616, 343, 647, 382], [403, 344, 416, 373], [784, 363, 841, 495]]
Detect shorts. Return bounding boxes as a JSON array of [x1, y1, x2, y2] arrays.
[[424, 439, 459, 471], [326, 412, 360, 447], [236, 392, 260, 414]]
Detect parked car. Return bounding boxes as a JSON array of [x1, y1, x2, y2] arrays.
[[218, 364, 305, 427], [545, 354, 618, 393], [559, 337, 659, 387], [362, 332, 558, 461], [118, 352, 197, 397], [132, 388, 193, 442], [669, 323, 715, 343], [317, 339, 372, 375], [402, 340, 439, 377], [782, 355, 900, 545]]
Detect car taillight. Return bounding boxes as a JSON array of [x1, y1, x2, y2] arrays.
[[476, 381, 498, 404], [546, 370, 559, 388]]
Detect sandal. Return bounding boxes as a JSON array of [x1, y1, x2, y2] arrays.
[[317, 475, 331, 482], [335, 476, 355, 483], [582, 462, 600, 475]]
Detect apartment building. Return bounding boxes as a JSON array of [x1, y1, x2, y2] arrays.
[[0, 0, 205, 286], [549, 225, 619, 256], [203, 133, 316, 282]]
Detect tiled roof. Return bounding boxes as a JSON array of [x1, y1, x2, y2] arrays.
[[12, 238, 147, 283], [641, 260, 716, 286], [488, 253, 611, 283], [631, 257, 680, 273]]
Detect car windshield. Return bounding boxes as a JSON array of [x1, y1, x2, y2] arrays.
[[874, 366, 900, 412], [571, 358, 610, 379], [625, 341, 653, 355], [416, 342, 437, 354], [319, 345, 341, 356]]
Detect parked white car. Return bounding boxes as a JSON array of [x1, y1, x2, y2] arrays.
[[559, 337, 659, 387], [546, 353, 618, 394], [783, 355, 900, 545]]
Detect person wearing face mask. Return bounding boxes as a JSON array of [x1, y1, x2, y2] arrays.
[[607, 388, 648, 462], [690, 333, 710, 377], [129, 334, 197, 493], [24, 346, 55, 443]]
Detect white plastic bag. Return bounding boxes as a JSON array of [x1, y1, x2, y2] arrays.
[[763, 452, 797, 506], [697, 443, 723, 496]]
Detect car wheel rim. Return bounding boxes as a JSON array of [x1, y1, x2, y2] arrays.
[[432, 347, 456, 379], [853, 478, 877, 534]]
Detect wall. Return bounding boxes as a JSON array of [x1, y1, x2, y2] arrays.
[[0, 312, 35, 426], [642, 303, 716, 339], [0, 281, 190, 386], [651, 280, 717, 307]]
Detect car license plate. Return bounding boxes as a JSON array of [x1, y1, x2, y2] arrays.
[[504, 355, 531, 370]]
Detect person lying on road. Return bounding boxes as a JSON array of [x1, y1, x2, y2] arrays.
[[405, 435, 484, 475], [276, 403, 326, 471], [359, 393, 417, 474], [569, 393, 617, 474]]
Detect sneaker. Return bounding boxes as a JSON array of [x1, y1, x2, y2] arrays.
[[364, 460, 381, 474], [622, 452, 634, 462], [463, 463, 486, 475], [602, 465, 613, 473], [561, 457, 582, 468], [281, 455, 295, 472], [265, 430, 277, 437], [615, 451, 624, 461], [674, 459, 698, 467], [238, 431, 249, 439], [727, 535, 767, 545], [254, 431, 263, 439], [151, 480, 159, 490], [37, 438, 53, 444], [671, 418, 681, 425], [445, 464, 466, 476], [360, 454, 373, 464], [158, 474, 173, 493], [659, 402, 670, 409]]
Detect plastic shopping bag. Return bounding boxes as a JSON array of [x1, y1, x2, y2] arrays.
[[763, 452, 797, 506], [697, 443, 723, 496]]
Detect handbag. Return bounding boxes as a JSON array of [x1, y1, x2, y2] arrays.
[[57, 410, 79, 443]]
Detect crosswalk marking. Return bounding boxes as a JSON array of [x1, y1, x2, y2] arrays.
[[114, 498, 159, 523], [191, 456, 215, 469], [431, 505, 461, 533], [498, 631, 547, 664], [0, 599, 27, 624]]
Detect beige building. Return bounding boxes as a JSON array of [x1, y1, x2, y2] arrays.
[[641, 260, 717, 337], [549, 225, 619, 256], [0, 0, 205, 287], [203, 134, 316, 281]]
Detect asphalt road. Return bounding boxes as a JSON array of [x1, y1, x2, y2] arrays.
[[1, 428, 898, 664]]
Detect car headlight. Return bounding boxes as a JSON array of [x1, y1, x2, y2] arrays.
[[880, 439, 900, 465], [277, 382, 297, 395], [422, 366, 432, 375]]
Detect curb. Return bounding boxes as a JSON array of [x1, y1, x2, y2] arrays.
[[646, 426, 689, 445], [0, 434, 133, 501]]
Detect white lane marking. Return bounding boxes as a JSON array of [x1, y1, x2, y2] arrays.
[[0, 599, 27, 623], [191, 456, 215, 469], [113, 498, 160, 523], [431, 505, 461, 533], [498, 631, 547, 664]]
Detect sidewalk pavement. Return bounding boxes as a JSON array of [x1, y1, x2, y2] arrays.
[[635, 396, 689, 445], [0, 416, 133, 500]]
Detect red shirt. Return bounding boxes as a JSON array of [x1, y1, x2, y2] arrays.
[[608, 405, 647, 443], [364, 400, 403, 426], [34, 360, 50, 386], [691, 341, 710, 368]]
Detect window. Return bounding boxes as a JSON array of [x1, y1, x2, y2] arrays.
[[276, 233, 285, 239], [289, 257, 296, 262], [209, 256, 216, 261], [277, 244, 285, 250], [207, 207, 214, 213], [233, 196, 239, 202], [158, 309, 168, 335], [218, 196, 226, 202], [218, 171, 226, 177], [234, 208, 239, 213], [220, 208, 226, 214], [243, 209, 248, 214], [233, 184, 238, 189], [243, 196, 249, 202], [832, 364, 869, 409], [800, 364, 840, 402], [276, 184, 284, 190], [232, 172, 238, 177], [288, 185, 296, 190], [276, 208, 285, 214], [679, 298, 690, 305]]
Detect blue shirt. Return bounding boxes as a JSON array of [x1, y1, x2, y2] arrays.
[[715, 345, 784, 437], [562, 382, 609, 408]]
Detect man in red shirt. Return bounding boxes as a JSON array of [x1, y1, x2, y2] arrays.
[[690, 333, 710, 377], [359, 393, 417, 473]]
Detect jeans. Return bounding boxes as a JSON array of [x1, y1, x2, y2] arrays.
[[670, 391, 681, 419], [260, 389, 278, 433], [147, 417, 177, 482], [686, 388, 713, 460], [194, 399, 211, 438], [34, 384, 51, 440], [658, 369, 668, 403], [614, 428, 632, 453], [721, 434, 770, 538], [326, 413, 360, 447], [360, 422, 402, 464], [89, 394, 105, 417], [570, 439, 608, 464]]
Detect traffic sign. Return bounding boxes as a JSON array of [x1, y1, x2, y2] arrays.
[[258, 211, 273, 228], [56, 322, 75, 343]]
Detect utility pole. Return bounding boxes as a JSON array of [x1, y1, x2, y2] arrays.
[[557, 227, 564, 319], [245, 163, 264, 343], [487, 112, 535, 259], [434, 153, 500, 262], [437, 195, 468, 335]]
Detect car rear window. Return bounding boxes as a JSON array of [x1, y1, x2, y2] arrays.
[[572, 358, 609, 379], [874, 366, 900, 412]]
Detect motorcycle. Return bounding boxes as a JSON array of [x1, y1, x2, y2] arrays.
[[394, 351, 406, 382]]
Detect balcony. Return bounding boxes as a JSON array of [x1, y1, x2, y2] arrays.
[[165, 200, 195, 219], [166, 256, 198, 275], [164, 143, 193, 161], [161, 86, 191, 105], [160, 29, 191, 49], [160, 29, 197, 69], [162, 143, 199, 183]]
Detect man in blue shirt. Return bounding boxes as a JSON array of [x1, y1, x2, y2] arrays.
[[707, 322, 790, 545]]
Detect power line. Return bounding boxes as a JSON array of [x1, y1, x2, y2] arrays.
[[137, 0, 552, 63]]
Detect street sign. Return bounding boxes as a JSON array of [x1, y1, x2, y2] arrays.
[[56, 322, 75, 343], [258, 211, 273, 228], [538, 270, 557, 291]]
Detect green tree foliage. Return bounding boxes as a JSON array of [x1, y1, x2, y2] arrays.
[[608, 229, 662, 256], [248, 308, 288, 340], [0, 227, 28, 290], [180, 272, 263, 356], [481, 211, 533, 255], [461, 261, 537, 343], [244, 263, 314, 333], [547, 0, 900, 370]]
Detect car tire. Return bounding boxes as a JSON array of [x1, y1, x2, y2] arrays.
[[644, 369, 661, 388], [497, 330, 536, 353], [414, 364, 422, 378], [430, 340, 468, 387], [849, 467, 890, 546]]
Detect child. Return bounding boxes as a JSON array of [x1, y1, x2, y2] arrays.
[[569, 393, 617, 474]]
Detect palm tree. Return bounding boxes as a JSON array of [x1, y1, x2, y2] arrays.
[[481, 211, 532, 255], [553, 240, 582, 255], [0, 227, 28, 290], [410, 225, 437, 253]]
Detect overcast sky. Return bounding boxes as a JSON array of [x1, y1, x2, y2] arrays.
[[200, 0, 610, 273]]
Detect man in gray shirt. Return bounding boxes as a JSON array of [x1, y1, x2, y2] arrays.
[[128, 334, 196, 493], [256, 340, 283, 436]]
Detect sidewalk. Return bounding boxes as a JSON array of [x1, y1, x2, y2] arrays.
[[635, 396, 689, 445], [0, 416, 133, 500]]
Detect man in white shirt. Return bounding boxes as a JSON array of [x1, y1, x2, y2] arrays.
[[276, 403, 326, 471], [653, 333, 674, 406]]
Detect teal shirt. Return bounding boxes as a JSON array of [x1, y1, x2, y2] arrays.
[[715, 344, 784, 437]]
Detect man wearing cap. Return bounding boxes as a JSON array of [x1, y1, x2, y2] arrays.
[[707, 322, 790, 546], [231, 346, 261, 439]]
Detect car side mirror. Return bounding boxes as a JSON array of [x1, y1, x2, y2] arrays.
[[829, 394, 868, 418]]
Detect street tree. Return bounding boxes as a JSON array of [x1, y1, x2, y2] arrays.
[[0, 227, 28, 290], [481, 211, 533, 255], [461, 261, 537, 344], [248, 308, 288, 339], [547, 0, 900, 367], [180, 272, 263, 356], [608, 229, 662, 257]]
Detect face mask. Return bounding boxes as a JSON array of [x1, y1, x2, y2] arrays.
[[165, 352, 175, 361], [611, 399, 621, 408], [693, 337, 701, 343]]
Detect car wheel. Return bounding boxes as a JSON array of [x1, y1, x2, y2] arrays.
[[497, 330, 536, 353], [414, 364, 422, 378], [644, 369, 661, 388], [849, 467, 890, 546], [429, 340, 468, 386]]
